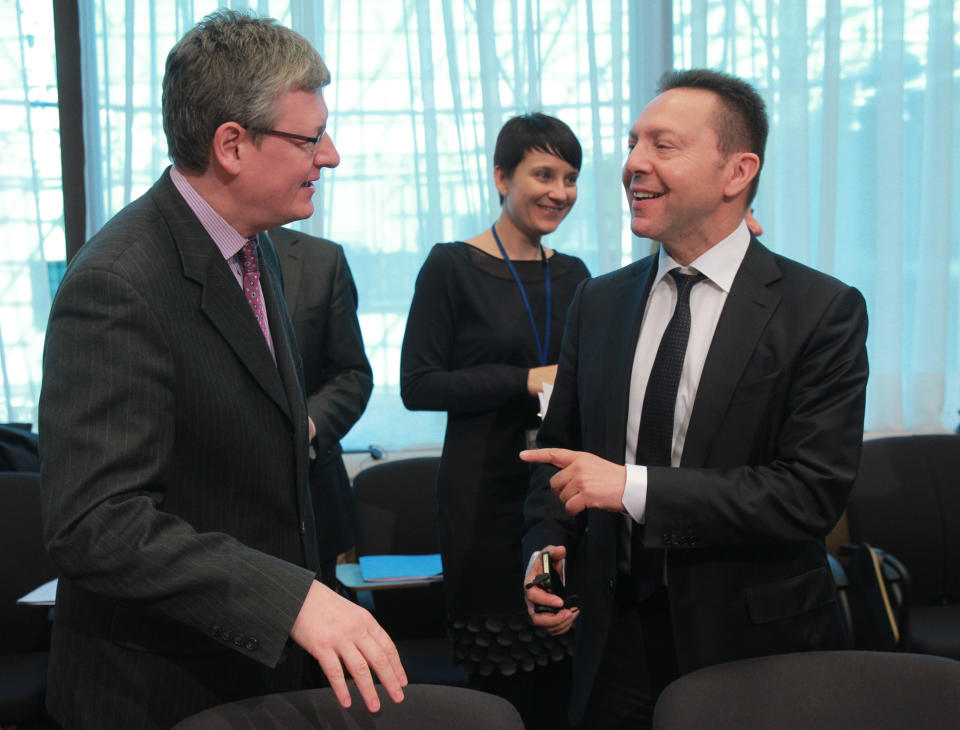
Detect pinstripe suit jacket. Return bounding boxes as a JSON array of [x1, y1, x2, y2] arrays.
[[38, 169, 320, 729]]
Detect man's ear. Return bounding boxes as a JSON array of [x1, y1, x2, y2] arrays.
[[209, 122, 246, 176], [723, 152, 760, 199]]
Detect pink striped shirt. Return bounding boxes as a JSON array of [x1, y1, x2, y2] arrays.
[[170, 167, 274, 358]]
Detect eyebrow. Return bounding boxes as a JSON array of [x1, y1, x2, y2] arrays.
[[629, 124, 684, 144], [641, 124, 673, 137]]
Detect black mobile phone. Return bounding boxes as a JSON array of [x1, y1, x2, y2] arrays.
[[527, 552, 567, 614]]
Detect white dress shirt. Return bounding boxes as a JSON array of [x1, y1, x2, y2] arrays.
[[621, 220, 751, 523]]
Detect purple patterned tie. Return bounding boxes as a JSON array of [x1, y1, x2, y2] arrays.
[[239, 239, 269, 342]]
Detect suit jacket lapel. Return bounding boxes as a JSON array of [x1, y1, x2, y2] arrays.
[[259, 235, 304, 428], [604, 257, 658, 462], [589, 259, 657, 575], [259, 234, 320, 570], [151, 172, 291, 420], [682, 238, 782, 466]]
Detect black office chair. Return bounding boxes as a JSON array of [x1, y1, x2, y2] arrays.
[[350, 457, 467, 686], [652, 650, 960, 729], [845, 434, 960, 658], [0, 471, 58, 726], [170, 684, 523, 729], [354, 456, 442, 556]]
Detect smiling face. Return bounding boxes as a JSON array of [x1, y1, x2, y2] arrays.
[[622, 87, 741, 254], [496, 149, 579, 239], [236, 88, 340, 233]]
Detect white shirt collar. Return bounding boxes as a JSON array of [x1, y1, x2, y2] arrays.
[[653, 219, 751, 293]]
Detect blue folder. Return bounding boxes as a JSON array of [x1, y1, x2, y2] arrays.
[[358, 554, 443, 582]]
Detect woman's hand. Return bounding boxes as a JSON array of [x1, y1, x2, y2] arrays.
[[524, 546, 578, 635], [527, 364, 558, 396]]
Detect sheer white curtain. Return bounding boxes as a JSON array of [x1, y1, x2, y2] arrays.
[[672, 0, 959, 432], [69, 0, 959, 448], [302, 1, 635, 447], [0, 2, 62, 426], [78, 0, 636, 449]]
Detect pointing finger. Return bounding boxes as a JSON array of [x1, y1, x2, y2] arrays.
[[519, 448, 579, 467]]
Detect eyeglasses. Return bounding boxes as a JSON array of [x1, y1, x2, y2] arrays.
[[249, 127, 326, 156]]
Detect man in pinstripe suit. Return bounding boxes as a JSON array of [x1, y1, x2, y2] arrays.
[[38, 11, 405, 729]]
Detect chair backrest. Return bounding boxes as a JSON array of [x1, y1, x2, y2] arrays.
[[0, 424, 40, 471], [845, 435, 960, 604], [0, 471, 57, 654], [350, 457, 445, 639], [171, 684, 524, 730], [352, 457, 440, 556], [652, 650, 960, 730]]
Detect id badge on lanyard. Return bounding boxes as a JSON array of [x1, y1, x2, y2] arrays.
[[491, 224, 551, 368], [491, 225, 552, 450]]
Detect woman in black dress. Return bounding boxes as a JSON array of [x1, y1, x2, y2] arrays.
[[400, 114, 589, 727]]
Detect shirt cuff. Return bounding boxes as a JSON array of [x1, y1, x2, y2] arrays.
[[621, 464, 648, 523]]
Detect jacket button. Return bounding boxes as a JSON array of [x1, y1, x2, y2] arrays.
[[300, 521, 306, 534], [608, 579, 615, 592], [210, 624, 222, 636], [246, 638, 259, 651]]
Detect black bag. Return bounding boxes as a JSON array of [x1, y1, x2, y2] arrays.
[[836, 542, 910, 651], [0, 423, 40, 472]]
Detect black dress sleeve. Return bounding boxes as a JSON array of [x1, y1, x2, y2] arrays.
[[400, 244, 530, 414]]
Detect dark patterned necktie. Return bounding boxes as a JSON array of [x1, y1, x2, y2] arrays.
[[631, 269, 706, 598], [239, 239, 269, 343]]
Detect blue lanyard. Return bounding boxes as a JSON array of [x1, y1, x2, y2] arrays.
[[491, 224, 551, 367]]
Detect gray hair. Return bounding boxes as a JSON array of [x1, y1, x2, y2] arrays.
[[162, 9, 330, 172]]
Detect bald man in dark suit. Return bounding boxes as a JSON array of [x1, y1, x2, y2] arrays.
[[522, 69, 868, 728]]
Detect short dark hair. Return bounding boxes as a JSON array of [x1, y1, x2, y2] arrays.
[[163, 9, 330, 172], [658, 68, 768, 205], [493, 113, 582, 204]]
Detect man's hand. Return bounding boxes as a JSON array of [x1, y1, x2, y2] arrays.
[[745, 207, 763, 236], [290, 580, 407, 712], [308, 416, 317, 443], [520, 448, 627, 515], [524, 545, 578, 635]]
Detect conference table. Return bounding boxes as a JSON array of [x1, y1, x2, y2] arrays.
[[19, 558, 443, 606], [16, 577, 56, 606]]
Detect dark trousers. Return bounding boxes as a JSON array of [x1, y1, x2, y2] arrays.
[[577, 582, 678, 730]]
